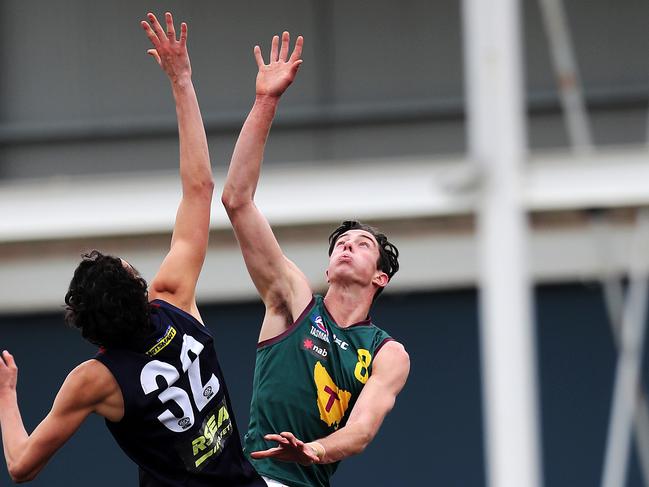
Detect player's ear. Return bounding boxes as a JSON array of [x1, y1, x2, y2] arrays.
[[373, 271, 388, 288]]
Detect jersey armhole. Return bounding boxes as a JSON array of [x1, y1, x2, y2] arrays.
[[91, 356, 130, 424], [151, 299, 204, 329], [374, 337, 395, 358], [257, 295, 317, 349]]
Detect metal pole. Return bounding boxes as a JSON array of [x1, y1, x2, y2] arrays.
[[462, 1, 544, 487], [538, 0, 594, 153], [591, 213, 649, 487], [601, 209, 649, 487]]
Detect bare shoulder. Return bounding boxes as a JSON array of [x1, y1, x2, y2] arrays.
[[69, 359, 114, 382], [376, 340, 409, 363], [373, 341, 410, 386], [60, 360, 120, 410]]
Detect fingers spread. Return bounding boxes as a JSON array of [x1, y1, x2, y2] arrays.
[[141, 21, 161, 48], [1, 350, 15, 368], [280, 431, 300, 448], [270, 35, 279, 63], [280, 431, 296, 441], [291, 59, 303, 75], [147, 49, 162, 65], [279, 31, 290, 61], [147, 13, 167, 43], [288, 35, 304, 63], [264, 433, 289, 444], [253, 45, 265, 67], [250, 447, 283, 459], [165, 12, 176, 41], [180, 22, 188, 45]]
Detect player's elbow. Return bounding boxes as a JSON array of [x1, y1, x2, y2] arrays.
[[185, 177, 215, 199], [221, 189, 252, 216], [352, 427, 376, 456], [8, 462, 38, 483]]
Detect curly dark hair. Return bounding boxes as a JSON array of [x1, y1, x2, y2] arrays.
[[64, 250, 151, 349], [328, 220, 399, 299]]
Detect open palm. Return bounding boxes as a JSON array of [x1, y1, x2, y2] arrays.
[[250, 432, 320, 466], [141, 12, 192, 83], [254, 32, 303, 98]]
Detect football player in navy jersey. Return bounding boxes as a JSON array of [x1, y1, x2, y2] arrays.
[[0, 12, 264, 486]]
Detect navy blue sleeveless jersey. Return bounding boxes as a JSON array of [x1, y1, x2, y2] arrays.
[[95, 299, 264, 487]]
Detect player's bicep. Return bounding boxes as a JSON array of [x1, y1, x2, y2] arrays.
[[345, 342, 410, 435], [150, 193, 212, 310]]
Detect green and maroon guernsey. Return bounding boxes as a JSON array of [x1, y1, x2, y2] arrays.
[[244, 295, 394, 487]]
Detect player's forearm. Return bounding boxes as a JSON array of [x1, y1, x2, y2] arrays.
[[0, 391, 30, 480], [310, 422, 374, 464], [172, 78, 213, 196], [222, 95, 279, 210]]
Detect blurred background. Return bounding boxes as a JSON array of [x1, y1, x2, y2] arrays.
[[1, 0, 649, 485]]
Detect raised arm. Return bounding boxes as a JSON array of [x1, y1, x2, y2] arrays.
[[221, 32, 311, 339], [0, 351, 122, 482], [142, 12, 214, 320], [250, 341, 410, 464]]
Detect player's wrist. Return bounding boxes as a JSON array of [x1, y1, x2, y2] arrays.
[[0, 388, 17, 411], [254, 93, 282, 106], [170, 74, 193, 91], [307, 441, 326, 464]]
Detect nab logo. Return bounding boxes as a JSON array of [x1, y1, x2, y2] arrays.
[[302, 338, 329, 360], [178, 417, 192, 429], [203, 386, 214, 399]]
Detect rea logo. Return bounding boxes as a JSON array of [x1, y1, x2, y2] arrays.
[[302, 337, 329, 360]]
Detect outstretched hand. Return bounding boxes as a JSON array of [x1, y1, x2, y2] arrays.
[[254, 32, 303, 98], [141, 12, 191, 83], [250, 432, 321, 466]]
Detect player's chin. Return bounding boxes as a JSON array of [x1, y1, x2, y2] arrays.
[[330, 266, 366, 282]]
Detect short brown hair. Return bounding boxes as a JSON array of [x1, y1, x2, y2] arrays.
[[328, 220, 399, 298]]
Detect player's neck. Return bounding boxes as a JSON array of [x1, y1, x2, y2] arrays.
[[323, 284, 373, 327]]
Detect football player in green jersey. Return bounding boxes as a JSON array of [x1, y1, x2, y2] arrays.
[[222, 32, 410, 487]]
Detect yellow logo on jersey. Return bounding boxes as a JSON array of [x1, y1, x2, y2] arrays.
[[354, 348, 372, 384], [314, 362, 351, 429], [146, 325, 176, 357], [191, 404, 232, 468]]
